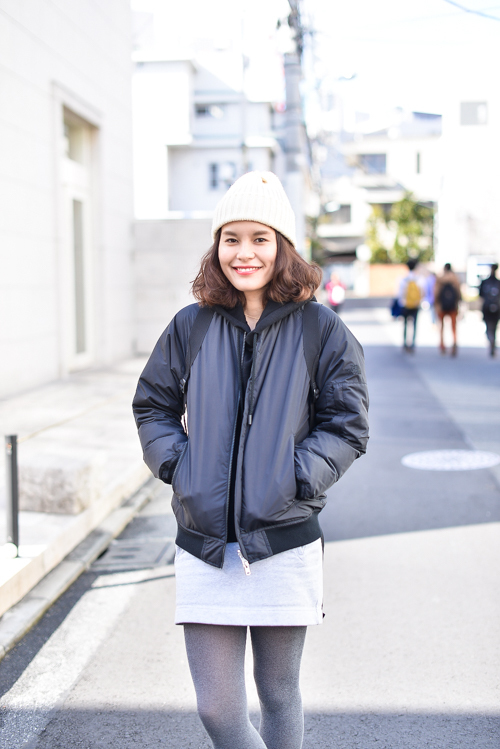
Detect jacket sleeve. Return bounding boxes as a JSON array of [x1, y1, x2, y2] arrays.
[[294, 308, 369, 499], [132, 305, 198, 480]]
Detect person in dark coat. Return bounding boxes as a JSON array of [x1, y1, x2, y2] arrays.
[[132, 172, 369, 749], [479, 263, 500, 357]]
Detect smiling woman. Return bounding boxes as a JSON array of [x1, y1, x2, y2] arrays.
[[133, 170, 369, 749]]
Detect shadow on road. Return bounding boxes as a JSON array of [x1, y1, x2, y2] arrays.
[[2, 707, 497, 748]]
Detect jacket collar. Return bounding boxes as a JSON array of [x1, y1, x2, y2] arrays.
[[213, 298, 311, 333]]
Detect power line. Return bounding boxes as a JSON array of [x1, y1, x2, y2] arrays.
[[441, 0, 500, 21]]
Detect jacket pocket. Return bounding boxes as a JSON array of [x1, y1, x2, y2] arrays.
[[171, 442, 189, 497]]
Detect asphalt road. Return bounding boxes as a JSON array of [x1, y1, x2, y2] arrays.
[[0, 306, 499, 748]]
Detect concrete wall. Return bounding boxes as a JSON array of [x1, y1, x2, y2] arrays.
[[0, 0, 135, 397], [134, 218, 212, 354], [369, 264, 408, 297]]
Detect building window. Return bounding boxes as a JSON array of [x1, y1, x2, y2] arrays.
[[209, 163, 218, 189], [196, 104, 224, 119], [322, 204, 351, 225], [64, 118, 85, 163], [358, 153, 386, 174], [416, 152, 421, 174], [460, 102, 488, 126], [209, 162, 236, 190]]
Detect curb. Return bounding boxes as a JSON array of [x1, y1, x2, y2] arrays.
[[0, 477, 163, 661]]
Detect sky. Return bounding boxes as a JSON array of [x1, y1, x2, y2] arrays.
[[131, 0, 500, 118]]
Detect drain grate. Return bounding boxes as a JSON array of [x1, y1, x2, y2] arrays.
[[401, 449, 500, 471], [92, 538, 175, 572]]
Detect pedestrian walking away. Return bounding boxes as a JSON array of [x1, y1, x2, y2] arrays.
[[132, 171, 369, 749], [398, 259, 424, 352], [479, 263, 500, 357], [434, 262, 461, 356]]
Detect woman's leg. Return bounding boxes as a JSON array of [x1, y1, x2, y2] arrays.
[[184, 623, 267, 749], [450, 311, 458, 354], [439, 313, 445, 351], [251, 626, 307, 749]]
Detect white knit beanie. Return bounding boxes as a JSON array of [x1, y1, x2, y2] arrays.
[[211, 171, 297, 247]]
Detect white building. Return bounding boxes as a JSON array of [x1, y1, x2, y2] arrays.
[[132, 56, 284, 353], [132, 56, 281, 218], [317, 110, 443, 262], [0, 0, 135, 397], [438, 85, 500, 281]]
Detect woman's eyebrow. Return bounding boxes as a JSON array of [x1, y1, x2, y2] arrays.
[[221, 229, 272, 238]]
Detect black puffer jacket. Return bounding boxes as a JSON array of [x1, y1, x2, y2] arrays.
[[133, 300, 369, 568]]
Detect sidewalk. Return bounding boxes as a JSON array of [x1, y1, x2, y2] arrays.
[[0, 358, 150, 626]]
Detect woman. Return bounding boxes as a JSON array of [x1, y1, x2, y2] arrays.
[[434, 262, 462, 356], [133, 172, 369, 749]]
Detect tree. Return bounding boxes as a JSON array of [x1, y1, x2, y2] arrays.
[[366, 205, 391, 263], [367, 192, 434, 264]]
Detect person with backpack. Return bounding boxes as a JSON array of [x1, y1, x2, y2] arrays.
[[398, 259, 424, 351], [132, 171, 369, 749], [434, 263, 462, 356], [479, 263, 500, 357]]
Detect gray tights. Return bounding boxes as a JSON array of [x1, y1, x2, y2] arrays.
[[184, 624, 307, 749]]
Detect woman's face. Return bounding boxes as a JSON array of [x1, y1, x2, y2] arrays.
[[218, 221, 277, 299]]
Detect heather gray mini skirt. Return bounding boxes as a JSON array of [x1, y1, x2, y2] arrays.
[[174, 539, 323, 626]]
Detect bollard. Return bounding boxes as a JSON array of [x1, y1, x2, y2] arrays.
[[5, 435, 19, 553]]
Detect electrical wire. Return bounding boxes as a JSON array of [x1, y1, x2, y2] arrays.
[[441, 0, 500, 21]]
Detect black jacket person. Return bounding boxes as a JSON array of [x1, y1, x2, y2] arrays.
[[132, 171, 369, 749]]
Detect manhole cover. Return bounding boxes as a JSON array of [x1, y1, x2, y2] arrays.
[[401, 449, 500, 471], [92, 538, 175, 571]]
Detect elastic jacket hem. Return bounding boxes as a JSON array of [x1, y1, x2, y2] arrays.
[[176, 513, 322, 569]]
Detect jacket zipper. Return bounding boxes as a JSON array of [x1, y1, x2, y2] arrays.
[[247, 333, 258, 425], [222, 331, 245, 564], [234, 331, 257, 569], [237, 549, 251, 575], [223, 398, 239, 564]]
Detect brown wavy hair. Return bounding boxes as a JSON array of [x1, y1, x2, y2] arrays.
[[192, 229, 322, 307]]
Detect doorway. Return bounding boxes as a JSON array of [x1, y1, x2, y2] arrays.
[[61, 108, 95, 369]]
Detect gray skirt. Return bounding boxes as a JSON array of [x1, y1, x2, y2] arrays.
[[174, 539, 323, 626]]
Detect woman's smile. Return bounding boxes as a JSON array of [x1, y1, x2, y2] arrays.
[[232, 265, 263, 275]]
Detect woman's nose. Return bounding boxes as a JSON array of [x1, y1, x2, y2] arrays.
[[236, 241, 255, 260]]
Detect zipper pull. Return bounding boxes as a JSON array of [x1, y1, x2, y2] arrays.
[[237, 549, 251, 576]]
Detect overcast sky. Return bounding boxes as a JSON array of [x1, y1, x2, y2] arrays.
[[131, 0, 500, 115]]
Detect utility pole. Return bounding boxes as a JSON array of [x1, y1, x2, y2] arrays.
[[284, 0, 307, 256]]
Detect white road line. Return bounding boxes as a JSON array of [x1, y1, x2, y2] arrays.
[[0, 569, 147, 749]]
